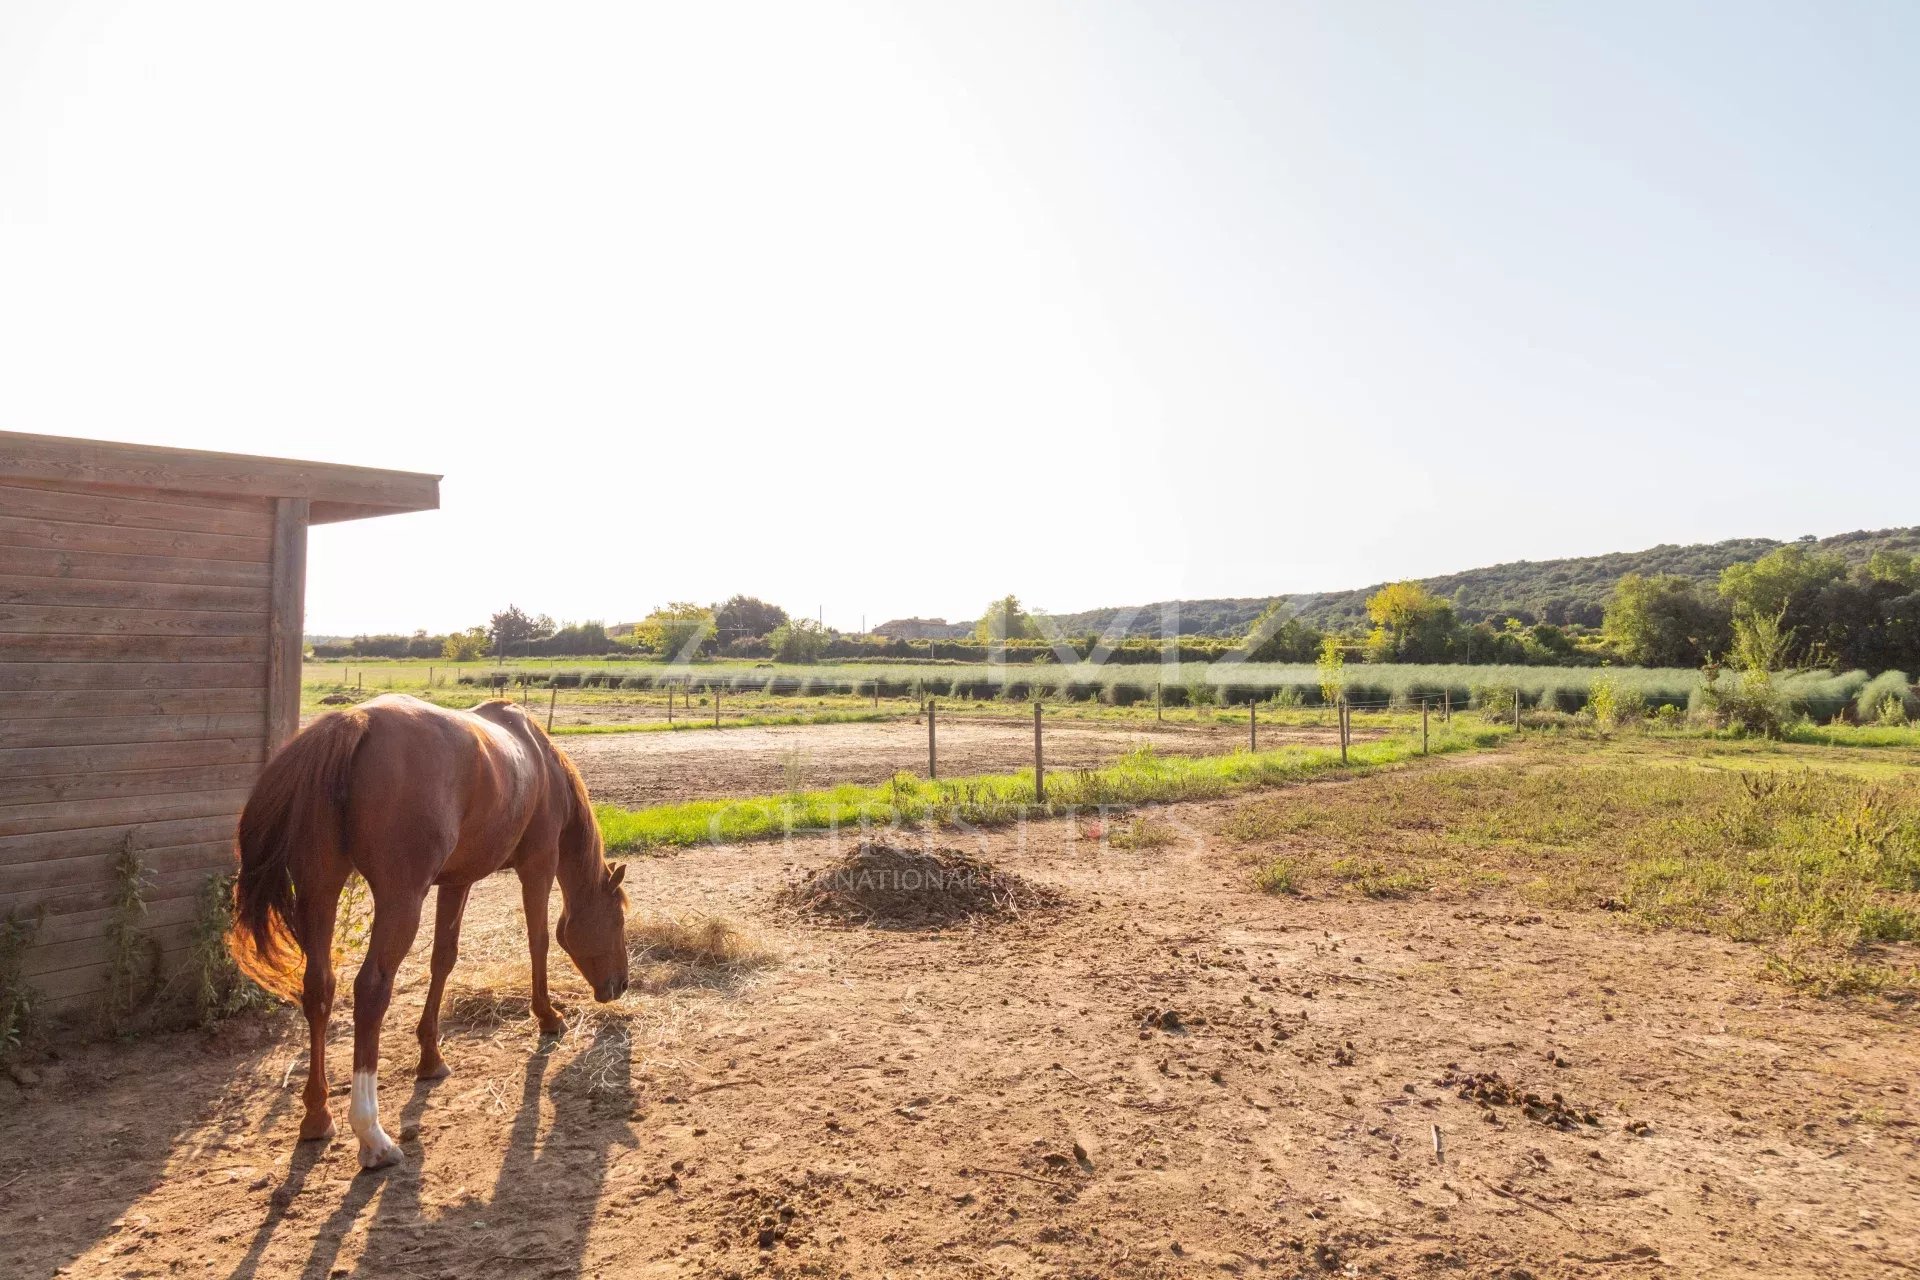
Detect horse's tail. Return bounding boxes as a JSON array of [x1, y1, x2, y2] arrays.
[[227, 709, 371, 1003]]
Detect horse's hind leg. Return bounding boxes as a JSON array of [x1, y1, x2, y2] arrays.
[[296, 861, 350, 1143], [415, 882, 471, 1081], [349, 889, 424, 1170]]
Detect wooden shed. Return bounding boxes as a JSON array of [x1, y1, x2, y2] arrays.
[[0, 430, 438, 1012]]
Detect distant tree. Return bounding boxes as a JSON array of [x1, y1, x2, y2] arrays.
[[1362, 582, 1456, 661], [1601, 574, 1730, 667], [1242, 600, 1324, 662], [974, 595, 1041, 644], [768, 618, 830, 663], [488, 605, 555, 658], [634, 602, 715, 660], [1717, 545, 1846, 620], [1867, 550, 1920, 589], [543, 620, 611, 655], [442, 627, 488, 662], [1731, 605, 1795, 674], [713, 595, 789, 643], [1315, 634, 1347, 706]]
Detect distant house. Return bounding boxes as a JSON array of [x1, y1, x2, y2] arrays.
[[871, 617, 972, 641]]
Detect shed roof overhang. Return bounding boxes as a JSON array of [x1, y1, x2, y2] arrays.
[[0, 430, 440, 524]]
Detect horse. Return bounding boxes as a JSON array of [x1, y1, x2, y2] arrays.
[[226, 694, 630, 1170]]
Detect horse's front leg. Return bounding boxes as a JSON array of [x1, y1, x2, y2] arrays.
[[415, 882, 471, 1081], [519, 870, 567, 1037], [350, 892, 423, 1170]]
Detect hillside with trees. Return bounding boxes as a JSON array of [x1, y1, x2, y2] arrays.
[[1044, 527, 1920, 637]]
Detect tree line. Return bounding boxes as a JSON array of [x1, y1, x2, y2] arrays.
[[308, 545, 1920, 673]]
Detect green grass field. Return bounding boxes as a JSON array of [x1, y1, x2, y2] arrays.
[[1226, 733, 1920, 998]]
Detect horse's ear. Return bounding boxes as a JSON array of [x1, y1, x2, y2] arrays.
[[609, 863, 627, 888]]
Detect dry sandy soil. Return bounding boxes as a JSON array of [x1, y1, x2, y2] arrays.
[[2, 765, 1917, 1278], [557, 717, 1352, 809]]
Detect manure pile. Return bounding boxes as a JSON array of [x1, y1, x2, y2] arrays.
[[778, 842, 1059, 928]]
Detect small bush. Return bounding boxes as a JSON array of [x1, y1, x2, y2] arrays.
[[1, 908, 43, 1060], [1584, 674, 1647, 733], [186, 873, 272, 1024], [1856, 671, 1914, 725], [1473, 685, 1516, 723], [1698, 662, 1786, 737]]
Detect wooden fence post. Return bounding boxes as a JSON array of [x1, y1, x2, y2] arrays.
[[1422, 699, 1429, 755], [872, 680, 879, 709], [1514, 689, 1522, 730], [667, 683, 674, 724], [1249, 698, 1257, 752], [715, 683, 722, 727], [1339, 696, 1349, 764], [547, 686, 558, 733], [928, 699, 938, 779], [1156, 681, 1163, 722], [1443, 689, 1450, 723], [1033, 701, 1045, 803]]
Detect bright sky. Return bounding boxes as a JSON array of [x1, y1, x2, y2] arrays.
[[3, 2, 1915, 635]]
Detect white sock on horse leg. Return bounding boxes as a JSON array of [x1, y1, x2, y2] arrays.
[[349, 1069, 402, 1169]]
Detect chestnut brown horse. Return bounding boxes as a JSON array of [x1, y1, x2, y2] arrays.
[[227, 694, 630, 1170]]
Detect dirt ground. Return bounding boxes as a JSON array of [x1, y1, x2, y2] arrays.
[[3, 765, 1917, 1278], [557, 717, 1350, 808]]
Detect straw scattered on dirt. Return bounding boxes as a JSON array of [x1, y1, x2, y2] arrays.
[[776, 841, 1061, 929]]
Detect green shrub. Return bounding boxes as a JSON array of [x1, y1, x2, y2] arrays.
[[1698, 662, 1785, 737], [1, 908, 43, 1060], [1473, 685, 1516, 723], [186, 874, 272, 1024], [1856, 671, 1914, 724]]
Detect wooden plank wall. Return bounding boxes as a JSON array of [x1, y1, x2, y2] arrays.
[[0, 477, 272, 1008]]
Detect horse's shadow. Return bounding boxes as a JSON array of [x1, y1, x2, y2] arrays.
[[229, 1018, 636, 1280]]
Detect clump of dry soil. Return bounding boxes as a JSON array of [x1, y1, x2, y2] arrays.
[[778, 841, 1060, 928]]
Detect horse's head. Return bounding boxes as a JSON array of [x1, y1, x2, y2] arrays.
[[557, 860, 630, 1002]]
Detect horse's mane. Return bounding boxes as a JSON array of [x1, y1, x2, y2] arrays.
[[538, 716, 628, 909]]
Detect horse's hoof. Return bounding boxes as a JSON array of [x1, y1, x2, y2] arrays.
[[358, 1135, 404, 1171], [417, 1059, 451, 1082], [298, 1114, 335, 1142]]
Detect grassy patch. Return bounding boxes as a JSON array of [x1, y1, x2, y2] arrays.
[[553, 709, 900, 736], [1109, 814, 1180, 850], [1253, 857, 1299, 895], [1222, 739, 1920, 998], [595, 723, 1508, 854]]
